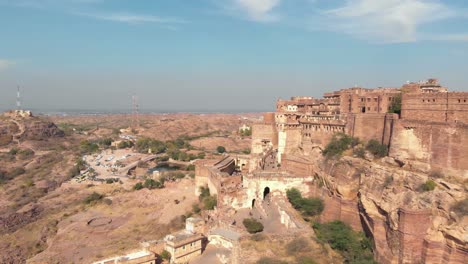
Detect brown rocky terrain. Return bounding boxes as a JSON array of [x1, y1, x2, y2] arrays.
[[0, 111, 260, 263], [297, 153, 468, 263]]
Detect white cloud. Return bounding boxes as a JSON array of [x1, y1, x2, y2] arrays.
[[0, 59, 14, 71], [77, 12, 187, 25], [234, 0, 281, 22], [319, 0, 455, 43]]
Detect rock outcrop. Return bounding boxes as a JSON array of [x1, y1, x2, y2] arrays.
[[295, 155, 467, 264], [0, 111, 64, 143]]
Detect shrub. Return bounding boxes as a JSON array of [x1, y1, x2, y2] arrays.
[[420, 180, 436, 192], [203, 195, 217, 210], [160, 250, 171, 261], [243, 218, 264, 234], [199, 186, 210, 201], [313, 221, 376, 264], [365, 140, 388, 158], [388, 94, 402, 115], [197, 152, 206, 159], [135, 138, 166, 154], [192, 203, 201, 214], [117, 140, 134, 149], [286, 188, 324, 217], [451, 199, 468, 216], [286, 237, 309, 254], [133, 182, 144, 190], [353, 147, 365, 158], [143, 178, 164, 189], [217, 146, 226, 153], [322, 133, 358, 158], [84, 192, 104, 204], [186, 164, 195, 171]]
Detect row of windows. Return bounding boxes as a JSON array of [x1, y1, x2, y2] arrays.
[[359, 97, 395, 103], [423, 99, 467, 103]]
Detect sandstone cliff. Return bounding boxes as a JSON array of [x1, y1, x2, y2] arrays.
[[291, 154, 467, 264]]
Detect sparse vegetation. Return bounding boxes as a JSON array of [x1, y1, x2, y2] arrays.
[[322, 133, 359, 158], [313, 221, 376, 264], [79, 140, 99, 154], [419, 179, 436, 192], [160, 250, 171, 261], [353, 147, 365, 158], [388, 94, 402, 115], [243, 218, 264, 234], [286, 188, 324, 217], [451, 199, 468, 216], [117, 140, 134, 149], [198, 186, 217, 210], [286, 237, 309, 254], [365, 139, 388, 158], [133, 182, 144, 190], [135, 138, 166, 154], [217, 146, 226, 153], [83, 192, 104, 204]]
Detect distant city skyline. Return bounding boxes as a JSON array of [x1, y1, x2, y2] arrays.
[[1, 0, 468, 112]]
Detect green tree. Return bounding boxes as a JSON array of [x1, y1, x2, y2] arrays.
[[420, 180, 436, 192], [243, 218, 264, 234], [313, 221, 376, 264], [217, 146, 226, 153], [388, 94, 402, 115], [160, 250, 171, 261], [286, 188, 324, 216], [366, 139, 388, 158], [133, 182, 144, 190]]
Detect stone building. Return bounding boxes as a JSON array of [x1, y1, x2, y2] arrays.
[[251, 78, 468, 173], [164, 217, 204, 264]]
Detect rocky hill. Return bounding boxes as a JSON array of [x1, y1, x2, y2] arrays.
[[0, 110, 64, 146]]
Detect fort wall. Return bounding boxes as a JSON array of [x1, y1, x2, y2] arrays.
[[389, 120, 468, 172]]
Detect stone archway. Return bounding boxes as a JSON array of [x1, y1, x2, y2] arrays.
[[263, 187, 270, 200], [252, 199, 256, 208]]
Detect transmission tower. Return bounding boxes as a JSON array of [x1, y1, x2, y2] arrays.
[[132, 95, 139, 130], [16, 86, 21, 110]]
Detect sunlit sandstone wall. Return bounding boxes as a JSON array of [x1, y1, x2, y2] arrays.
[[401, 92, 468, 123], [346, 113, 397, 145], [389, 120, 468, 172], [251, 123, 277, 154]]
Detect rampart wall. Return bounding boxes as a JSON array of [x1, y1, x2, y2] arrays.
[[389, 120, 468, 172]]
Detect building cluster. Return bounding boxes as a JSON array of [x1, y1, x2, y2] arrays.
[[252, 79, 468, 171]]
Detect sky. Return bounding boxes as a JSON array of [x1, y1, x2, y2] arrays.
[[0, 0, 467, 113]]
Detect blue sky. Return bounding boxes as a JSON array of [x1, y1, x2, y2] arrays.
[[0, 0, 467, 112]]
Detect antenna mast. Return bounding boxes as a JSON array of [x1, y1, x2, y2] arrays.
[[16, 86, 21, 110], [132, 95, 139, 130]]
